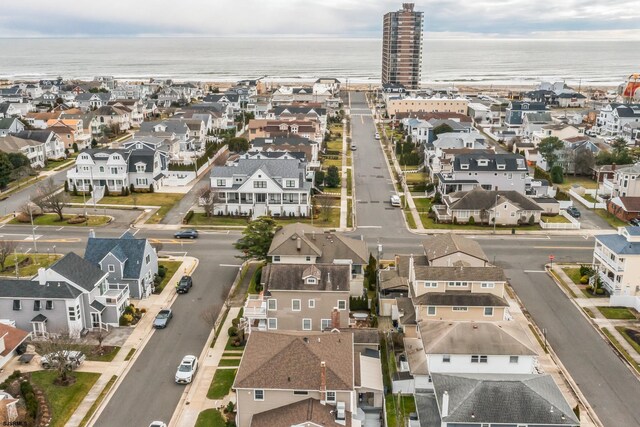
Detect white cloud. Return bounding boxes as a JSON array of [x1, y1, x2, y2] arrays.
[[0, 0, 638, 38]]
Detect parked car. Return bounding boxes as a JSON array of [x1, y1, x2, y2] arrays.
[[374, 132, 380, 140], [40, 350, 86, 370], [149, 422, 167, 427], [351, 144, 357, 150], [629, 217, 640, 227], [176, 276, 193, 294], [390, 194, 401, 207], [174, 229, 198, 239], [153, 309, 173, 329], [175, 355, 198, 384], [566, 206, 581, 218]]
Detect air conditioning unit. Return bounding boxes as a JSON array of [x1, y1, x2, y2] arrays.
[[336, 401, 346, 421]]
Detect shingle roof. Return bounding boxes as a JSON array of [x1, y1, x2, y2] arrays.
[[417, 321, 536, 355], [453, 152, 527, 172], [422, 234, 488, 263], [412, 292, 508, 307], [0, 279, 82, 299], [127, 149, 155, 173], [84, 232, 148, 280], [446, 188, 543, 212], [90, 300, 106, 312], [0, 135, 43, 153], [412, 266, 506, 282], [595, 232, 640, 255], [234, 331, 354, 391], [0, 323, 29, 357], [250, 136, 315, 147], [268, 223, 369, 265], [49, 252, 106, 291], [397, 297, 416, 325], [611, 197, 640, 213], [432, 373, 579, 425], [250, 398, 351, 427], [210, 159, 307, 190], [12, 130, 55, 143], [262, 263, 350, 292]]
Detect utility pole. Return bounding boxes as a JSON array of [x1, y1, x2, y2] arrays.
[[28, 196, 38, 254], [493, 193, 499, 234]]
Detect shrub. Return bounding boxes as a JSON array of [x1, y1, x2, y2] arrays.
[[453, 216, 458, 225], [124, 305, 135, 315], [528, 214, 535, 225], [149, 183, 154, 193], [104, 186, 110, 197], [225, 401, 235, 414], [550, 165, 564, 184], [20, 380, 37, 419], [72, 142, 79, 153], [595, 288, 605, 295], [140, 308, 147, 314], [129, 183, 135, 194], [432, 192, 442, 204], [183, 210, 195, 224], [73, 183, 78, 196], [231, 318, 239, 327], [228, 326, 238, 337], [67, 215, 88, 224], [579, 265, 593, 276], [121, 186, 127, 196], [119, 314, 134, 326], [580, 275, 589, 284], [153, 274, 161, 285], [426, 183, 435, 193], [158, 265, 167, 278], [64, 180, 69, 192], [468, 216, 475, 225], [585, 285, 593, 292]]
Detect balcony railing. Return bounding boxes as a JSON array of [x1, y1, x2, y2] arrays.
[[243, 295, 267, 319], [594, 248, 624, 272]]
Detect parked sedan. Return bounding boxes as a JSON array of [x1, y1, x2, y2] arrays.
[[374, 132, 380, 140], [149, 422, 167, 427], [176, 276, 193, 294], [153, 309, 173, 329], [175, 355, 198, 384], [174, 229, 199, 239], [566, 206, 581, 218], [629, 217, 640, 227]]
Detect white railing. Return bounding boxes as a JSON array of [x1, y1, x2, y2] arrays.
[[540, 210, 581, 229], [569, 189, 606, 209], [594, 249, 624, 272]]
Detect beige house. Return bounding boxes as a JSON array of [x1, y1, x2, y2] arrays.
[[242, 263, 351, 333], [387, 96, 469, 116], [422, 233, 489, 267], [234, 330, 383, 427]]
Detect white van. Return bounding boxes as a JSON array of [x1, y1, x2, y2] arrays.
[[390, 195, 401, 207]]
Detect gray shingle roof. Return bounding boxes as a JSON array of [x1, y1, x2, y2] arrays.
[[49, 252, 106, 291], [446, 188, 543, 212], [0, 280, 82, 299], [432, 373, 579, 425], [595, 232, 640, 255], [412, 292, 508, 307], [453, 152, 527, 172], [127, 149, 155, 173], [84, 232, 148, 279], [412, 266, 506, 282], [12, 130, 55, 143], [90, 300, 106, 312], [250, 136, 315, 147], [262, 263, 350, 292], [422, 234, 488, 264]]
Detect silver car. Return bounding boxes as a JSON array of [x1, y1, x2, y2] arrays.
[[40, 350, 86, 370], [153, 309, 173, 329], [175, 355, 198, 384]]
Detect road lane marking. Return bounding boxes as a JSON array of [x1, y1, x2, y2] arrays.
[[0, 224, 4, 229], [532, 246, 593, 250], [56, 227, 64, 231], [358, 226, 382, 229], [523, 270, 547, 273], [25, 248, 32, 253], [220, 264, 242, 267]]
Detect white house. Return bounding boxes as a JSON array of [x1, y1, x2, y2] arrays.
[[596, 103, 640, 136], [0, 135, 46, 168], [209, 158, 312, 219], [600, 163, 640, 198]]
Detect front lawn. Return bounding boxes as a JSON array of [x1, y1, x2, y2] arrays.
[[597, 306, 637, 320], [602, 327, 640, 374], [541, 215, 571, 223], [616, 327, 640, 355], [69, 193, 184, 224], [207, 369, 237, 399], [593, 209, 628, 228], [30, 371, 100, 427], [0, 254, 62, 277], [195, 409, 226, 427], [218, 358, 241, 367], [187, 213, 250, 226], [155, 260, 182, 293], [556, 176, 598, 190], [562, 267, 582, 285], [9, 213, 111, 227]]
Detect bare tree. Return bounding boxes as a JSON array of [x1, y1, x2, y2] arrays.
[[0, 240, 17, 272], [198, 188, 222, 217], [33, 178, 70, 221], [36, 329, 90, 385], [150, 241, 163, 254], [201, 303, 224, 329], [317, 196, 334, 222], [93, 328, 110, 354]]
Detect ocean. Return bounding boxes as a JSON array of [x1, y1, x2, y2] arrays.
[[0, 37, 638, 87]]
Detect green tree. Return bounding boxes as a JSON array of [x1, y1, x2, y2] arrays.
[[432, 123, 454, 137], [326, 166, 340, 188], [72, 142, 79, 153], [538, 136, 564, 169], [314, 170, 325, 187], [227, 137, 249, 153], [550, 165, 564, 184], [7, 152, 29, 169], [0, 153, 13, 189], [234, 218, 278, 261]]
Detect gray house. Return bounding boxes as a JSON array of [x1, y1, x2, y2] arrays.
[[84, 231, 159, 299], [0, 253, 129, 337]]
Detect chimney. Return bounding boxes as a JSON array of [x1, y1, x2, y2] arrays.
[[441, 391, 449, 417], [37, 268, 47, 286], [89, 229, 95, 238], [320, 361, 327, 403], [296, 237, 302, 251], [331, 308, 341, 329]]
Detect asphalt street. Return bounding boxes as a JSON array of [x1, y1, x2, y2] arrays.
[[0, 167, 69, 216]]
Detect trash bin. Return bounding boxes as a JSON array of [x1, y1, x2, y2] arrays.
[[511, 228, 515, 234]]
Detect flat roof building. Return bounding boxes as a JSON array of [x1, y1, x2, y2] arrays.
[[382, 3, 424, 90]]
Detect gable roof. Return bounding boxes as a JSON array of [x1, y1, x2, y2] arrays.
[[446, 188, 543, 212], [12, 130, 55, 143], [453, 152, 527, 172], [411, 266, 507, 282], [250, 398, 351, 427], [610, 196, 640, 213], [84, 232, 149, 279], [432, 373, 579, 425], [234, 331, 354, 391], [268, 223, 369, 265], [0, 135, 43, 153], [49, 252, 107, 291], [0, 279, 83, 299], [0, 323, 29, 357], [262, 263, 350, 292], [412, 292, 508, 307], [422, 234, 488, 264]]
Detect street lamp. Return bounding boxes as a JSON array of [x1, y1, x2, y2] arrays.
[[28, 196, 38, 254], [492, 193, 499, 234]]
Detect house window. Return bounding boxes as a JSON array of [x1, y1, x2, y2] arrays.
[[45, 300, 54, 310], [13, 300, 21, 311], [510, 356, 519, 364], [267, 299, 277, 311], [442, 354, 451, 363], [34, 300, 42, 311], [254, 389, 264, 401], [273, 256, 280, 262], [424, 282, 437, 288], [306, 278, 317, 284], [253, 181, 267, 188], [308, 299, 315, 308], [447, 281, 468, 288], [267, 318, 277, 330], [452, 307, 468, 312], [68, 306, 78, 321], [321, 319, 331, 330], [480, 282, 495, 288], [136, 178, 147, 186], [471, 355, 488, 363], [99, 166, 105, 173], [484, 307, 494, 317], [292, 299, 301, 311], [108, 264, 115, 273], [305, 256, 311, 262], [337, 300, 347, 311], [302, 318, 312, 330], [110, 167, 118, 174], [136, 165, 145, 173], [427, 306, 436, 316], [145, 255, 150, 264], [326, 391, 336, 403], [286, 180, 296, 188], [216, 179, 225, 186], [293, 390, 308, 395]]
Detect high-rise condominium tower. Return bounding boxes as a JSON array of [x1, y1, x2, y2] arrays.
[[381, 3, 424, 89]]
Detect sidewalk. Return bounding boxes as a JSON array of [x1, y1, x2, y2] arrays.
[[551, 265, 640, 371], [64, 256, 198, 427], [340, 117, 349, 230]]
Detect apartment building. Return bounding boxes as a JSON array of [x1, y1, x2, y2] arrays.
[[381, 3, 424, 90]]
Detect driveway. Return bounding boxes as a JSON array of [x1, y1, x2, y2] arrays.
[[568, 197, 611, 230]]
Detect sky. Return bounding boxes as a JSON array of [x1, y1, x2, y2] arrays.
[[1, 0, 639, 39]]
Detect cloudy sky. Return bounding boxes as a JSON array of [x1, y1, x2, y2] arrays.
[[1, 0, 639, 39]]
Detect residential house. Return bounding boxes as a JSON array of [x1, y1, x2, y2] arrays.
[[59, 111, 101, 137], [532, 123, 584, 145], [242, 263, 351, 333], [607, 197, 640, 223], [268, 223, 369, 274], [0, 253, 129, 337], [550, 137, 600, 174], [417, 373, 579, 427], [12, 130, 66, 160], [596, 103, 640, 136], [387, 95, 469, 116], [84, 231, 159, 299], [157, 87, 184, 107], [94, 105, 132, 132], [109, 100, 145, 126], [67, 147, 168, 193], [271, 86, 332, 106], [601, 163, 640, 198], [592, 226, 640, 309], [557, 92, 587, 108], [209, 158, 312, 218], [0, 135, 46, 168], [522, 89, 558, 106], [425, 132, 489, 175], [267, 105, 328, 135], [404, 117, 473, 145], [504, 101, 547, 128], [422, 233, 489, 267], [0, 323, 29, 369], [235, 151, 307, 164], [313, 78, 341, 95], [0, 118, 25, 137], [250, 136, 320, 167], [436, 152, 529, 195], [621, 122, 640, 145], [248, 119, 322, 143], [0, 102, 20, 118], [203, 93, 241, 112], [522, 112, 553, 138], [75, 92, 114, 110], [0, 87, 24, 103], [46, 118, 90, 150], [435, 188, 543, 225], [23, 111, 61, 129], [233, 330, 383, 427], [111, 83, 150, 100]]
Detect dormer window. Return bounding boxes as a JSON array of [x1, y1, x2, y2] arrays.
[[460, 164, 469, 170], [477, 159, 489, 166], [497, 164, 505, 170], [136, 165, 145, 173], [306, 277, 317, 285]]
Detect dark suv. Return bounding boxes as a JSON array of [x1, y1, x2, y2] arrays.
[[566, 206, 581, 218], [176, 276, 193, 294], [630, 217, 640, 227]]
